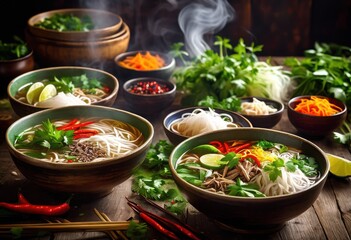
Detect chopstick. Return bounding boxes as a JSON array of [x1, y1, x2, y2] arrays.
[[94, 208, 128, 240], [0, 221, 132, 232]]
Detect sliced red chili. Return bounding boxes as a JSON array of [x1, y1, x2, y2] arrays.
[[210, 141, 225, 153], [60, 121, 95, 131], [73, 133, 97, 139], [229, 142, 252, 153], [57, 119, 78, 130], [241, 154, 261, 167], [73, 129, 99, 134]]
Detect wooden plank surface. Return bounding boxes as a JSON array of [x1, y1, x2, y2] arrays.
[[0, 58, 351, 240]]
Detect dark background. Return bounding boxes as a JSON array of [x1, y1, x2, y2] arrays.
[[1, 0, 350, 56]]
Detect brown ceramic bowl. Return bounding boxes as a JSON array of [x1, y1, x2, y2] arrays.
[[163, 107, 253, 145], [122, 77, 176, 117], [169, 128, 329, 233], [27, 8, 123, 42], [25, 22, 130, 67], [239, 96, 284, 128], [8, 66, 119, 117], [287, 95, 347, 138], [6, 105, 154, 196], [114, 50, 176, 82]]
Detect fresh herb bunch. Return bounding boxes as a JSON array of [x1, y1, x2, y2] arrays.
[[334, 120, 351, 152], [34, 13, 94, 32], [131, 140, 187, 215], [171, 36, 291, 109], [0, 36, 30, 60], [284, 42, 351, 108]]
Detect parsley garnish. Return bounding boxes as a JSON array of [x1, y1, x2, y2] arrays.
[[263, 158, 285, 181], [227, 178, 265, 197]]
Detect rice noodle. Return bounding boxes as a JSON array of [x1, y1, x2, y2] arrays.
[[171, 108, 240, 137], [240, 97, 278, 115]]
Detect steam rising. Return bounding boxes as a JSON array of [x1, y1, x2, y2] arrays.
[[178, 0, 235, 57]]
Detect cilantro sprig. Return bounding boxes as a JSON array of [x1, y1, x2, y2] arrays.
[[15, 119, 74, 151], [227, 178, 265, 197]]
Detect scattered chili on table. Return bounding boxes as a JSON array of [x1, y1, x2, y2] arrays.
[[0, 193, 70, 216], [128, 81, 170, 95]]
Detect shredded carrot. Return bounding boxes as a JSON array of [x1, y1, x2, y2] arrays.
[[118, 51, 165, 70], [293, 96, 342, 116]]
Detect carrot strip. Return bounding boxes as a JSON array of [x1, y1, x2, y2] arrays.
[[119, 51, 165, 70], [294, 96, 342, 116]]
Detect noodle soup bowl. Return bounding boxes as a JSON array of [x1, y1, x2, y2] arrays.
[[169, 128, 329, 233], [6, 105, 154, 196], [163, 107, 253, 145], [239, 96, 284, 128], [7, 66, 119, 117], [287, 95, 347, 138]]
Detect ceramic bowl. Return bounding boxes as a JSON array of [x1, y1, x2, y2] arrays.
[[114, 50, 176, 82], [169, 128, 329, 232], [287, 95, 347, 137], [239, 96, 284, 128], [25, 22, 130, 67], [163, 107, 252, 145], [27, 8, 123, 42], [122, 77, 176, 117], [7, 66, 119, 117], [6, 105, 154, 196]]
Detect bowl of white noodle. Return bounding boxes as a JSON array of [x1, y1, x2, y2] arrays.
[[169, 128, 329, 233], [239, 96, 284, 128], [163, 107, 252, 145]]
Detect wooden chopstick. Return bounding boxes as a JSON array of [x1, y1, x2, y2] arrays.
[[0, 221, 131, 232], [94, 208, 119, 240]]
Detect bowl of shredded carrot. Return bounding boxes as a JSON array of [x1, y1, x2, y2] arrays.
[[114, 50, 176, 82], [287, 95, 347, 137]]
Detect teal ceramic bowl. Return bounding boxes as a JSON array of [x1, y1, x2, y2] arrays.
[[169, 128, 329, 233], [6, 105, 154, 196], [7, 66, 119, 117]]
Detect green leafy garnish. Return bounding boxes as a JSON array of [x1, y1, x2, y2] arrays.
[[220, 152, 240, 169], [288, 155, 318, 177], [15, 119, 74, 150], [51, 74, 103, 94], [263, 158, 285, 181], [198, 95, 241, 112], [0, 36, 29, 60], [126, 220, 148, 240], [333, 120, 351, 152], [34, 13, 94, 31], [227, 178, 265, 197]]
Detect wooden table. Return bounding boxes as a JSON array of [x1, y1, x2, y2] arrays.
[[1, 76, 351, 240]]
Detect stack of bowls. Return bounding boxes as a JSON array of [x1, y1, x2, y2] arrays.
[[25, 8, 130, 67]]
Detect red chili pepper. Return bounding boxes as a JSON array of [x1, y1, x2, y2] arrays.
[[103, 86, 110, 93], [229, 142, 252, 153], [241, 154, 261, 167], [139, 212, 180, 240], [73, 129, 99, 134], [57, 119, 79, 130], [73, 133, 97, 139], [0, 202, 70, 216], [60, 121, 95, 131], [210, 141, 225, 153]]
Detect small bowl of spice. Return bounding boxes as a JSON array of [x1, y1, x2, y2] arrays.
[[287, 95, 347, 138], [114, 50, 176, 82], [122, 77, 176, 117], [239, 96, 284, 128]]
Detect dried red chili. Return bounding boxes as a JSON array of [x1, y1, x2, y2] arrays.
[[0, 193, 70, 216], [128, 81, 170, 95]]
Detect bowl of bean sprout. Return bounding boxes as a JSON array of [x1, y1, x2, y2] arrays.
[[6, 105, 154, 196], [169, 128, 329, 233], [239, 96, 284, 128], [163, 107, 252, 145]]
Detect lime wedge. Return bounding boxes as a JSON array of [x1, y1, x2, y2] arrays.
[[190, 144, 221, 155], [326, 153, 351, 177], [38, 84, 57, 102], [199, 153, 225, 170], [26, 82, 45, 104]]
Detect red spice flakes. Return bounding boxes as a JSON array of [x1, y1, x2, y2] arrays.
[[128, 81, 170, 95]]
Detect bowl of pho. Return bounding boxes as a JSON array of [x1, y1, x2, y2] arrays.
[[169, 128, 329, 232], [6, 105, 154, 196], [163, 107, 252, 145], [7, 66, 119, 117]]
